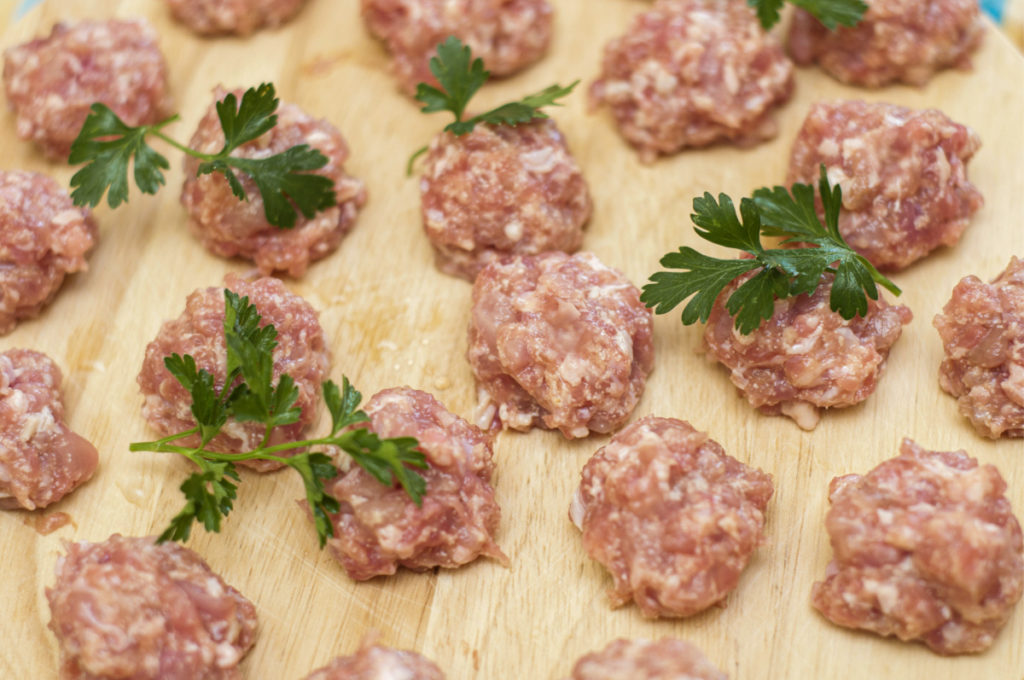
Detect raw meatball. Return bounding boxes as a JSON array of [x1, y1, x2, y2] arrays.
[[303, 644, 444, 680], [812, 438, 1024, 655], [321, 387, 507, 580], [181, 88, 366, 277], [570, 417, 773, 618], [468, 251, 654, 439], [704, 272, 912, 430], [3, 19, 171, 160], [566, 638, 727, 680], [167, 0, 309, 35], [590, 0, 794, 162], [137, 274, 329, 472], [47, 534, 258, 679], [0, 170, 97, 335], [361, 0, 552, 95], [933, 257, 1024, 438], [788, 0, 985, 87], [788, 100, 983, 271], [0, 349, 97, 511], [420, 119, 591, 281]]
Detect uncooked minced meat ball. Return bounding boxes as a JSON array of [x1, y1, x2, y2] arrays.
[[138, 274, 329, 471], [468, 251, 654, 439], [167, 0, 309, 35], [3, 19, 171, 159], [812, 438, 1024, 655], [47, 534, 258, 679], [0, 349, 98, 511], [321, 387, 507, 580], [933, 257, 1024, 439], [0, 170, 97, 335], [566, 638, 727, 680], [420, 119, 591, 280], [362, 0, 552, 95], [303, 644, 445, 680], [181, 88, 366, 277], [704, 272, 912, 430], [788, 100, 983, 271], [788, 0, 985, 87], [571, 417, 772, 618], [590, 0, 794, 162]]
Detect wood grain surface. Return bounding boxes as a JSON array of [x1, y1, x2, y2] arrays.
[[1, 2, 1023, 678]]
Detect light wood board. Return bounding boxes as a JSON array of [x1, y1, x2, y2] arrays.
[[1, 1, 1023, 678]]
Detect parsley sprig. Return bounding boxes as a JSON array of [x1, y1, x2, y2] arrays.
[[69, 83, 336, 228], [747, 0, 867, 30], [641, 166, 900, 334], [130, 291, 428, 546], [407, 36, 578, 174]]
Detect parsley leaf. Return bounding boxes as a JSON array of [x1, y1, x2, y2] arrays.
[[408, 37, 579, 173], [131, 292, 430, 546], [747, 0, 866, 30], [641, 165, 901, 334], [67, 83, 336, 229]]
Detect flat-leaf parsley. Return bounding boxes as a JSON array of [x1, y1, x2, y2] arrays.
[[69, 83, 336, 229], [747, 0, 867, 30], [641, 166, 900, 334]]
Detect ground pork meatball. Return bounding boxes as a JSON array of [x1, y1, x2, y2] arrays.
[[137, 274, 329, 472], [0, 170, 97, 335], [570, 417, 773, 618], [3, 19, 171, 160], [566, 638, 727, 680], [812, 438, 1024, 655], [0, 350, 97, 511], [181, 88, 366, 277], [167, 0, 309, 35], [590, 0, 794, 162], [468, 252, 654, 439], [704, 272, 912, 430], [420, 119, 591, 281], [933, 257, 1024, 439], [788, 101, 983, 271], [303, 644, 445, 680], [321, 387, 507, 580], [788, 0, 985, 87], [361, 0, 552, 95], [47, 534, 258, 679]]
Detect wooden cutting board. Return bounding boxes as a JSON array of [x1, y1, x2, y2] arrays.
[[1, 1, 1023, 678]]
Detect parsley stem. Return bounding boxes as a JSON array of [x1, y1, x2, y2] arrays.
[[149, 127, 219, 163], [128, 426, 200, 452]]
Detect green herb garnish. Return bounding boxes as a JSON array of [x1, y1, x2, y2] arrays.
[[748, 0, 867, 30], [130, 291, 427, 546], [407, 36, 578, 174], [641, 166, 900, 334], [69, 83, 336, 229]]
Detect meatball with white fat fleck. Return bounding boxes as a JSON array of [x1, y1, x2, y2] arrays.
[[362, 0, 552, 95], [570, 417, 773, 618], [468, 251, 654, 439], [420, 119, 591, 280], [181, 88, 366, 277], [0, 349, 98, 511], [590, 0, 794, 162], [566, 638, 727, 680], [303, 644, 445, 680], [321, 387, 507, 580], [47, 535, 258, 679], [704, 272, 912, 430], [788, 0, 985, 87], [137, 274, 330, 472], [812, 438, 1024, 655], [933, 256, 1024, 439], [3, 19, 171, 160], [0, 170, 97, 335], [167, 0, 309, 35], [788, 101, 983, 271]]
